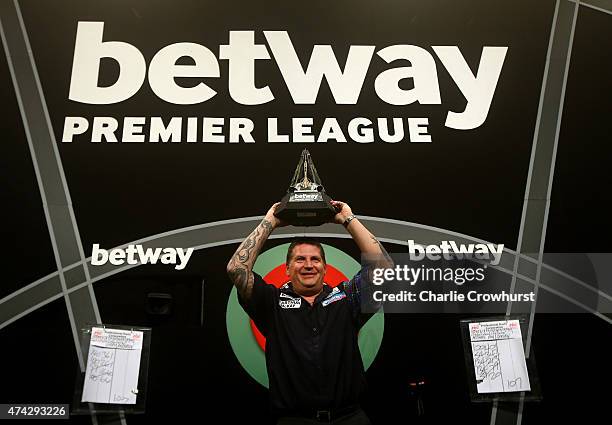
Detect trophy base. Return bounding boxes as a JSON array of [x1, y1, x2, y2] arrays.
[[275, 191, 336, 226]]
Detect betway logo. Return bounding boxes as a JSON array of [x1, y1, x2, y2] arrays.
[[69, 22, 508, 130], [91, 244, 194, 270], [292, 193, 322, 201]]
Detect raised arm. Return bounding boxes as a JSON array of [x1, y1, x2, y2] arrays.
[[330, 200, 393, 268], [226, 203, 283, 300]]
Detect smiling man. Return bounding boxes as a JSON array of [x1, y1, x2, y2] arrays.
[[285, 241, 326, 300], [227, 200, 391, 424]]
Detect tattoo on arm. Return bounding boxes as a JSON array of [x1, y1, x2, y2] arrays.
[[227, 219, 274, 299], [227, 266, 247, 289]]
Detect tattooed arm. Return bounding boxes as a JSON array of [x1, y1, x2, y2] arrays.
[[330, 200, 393, 268], [226, 203, 285, 300], [330, 201, 390, 320]]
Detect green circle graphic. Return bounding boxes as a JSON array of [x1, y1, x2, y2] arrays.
[[226, 243, 385, 387]]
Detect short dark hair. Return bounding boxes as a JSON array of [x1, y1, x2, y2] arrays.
[[286, 238, 326, 264]]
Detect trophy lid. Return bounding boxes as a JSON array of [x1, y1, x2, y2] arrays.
[[288, 149, 325, 192]]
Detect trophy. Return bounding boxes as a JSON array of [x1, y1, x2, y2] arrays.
[[274, 149, 337, 226]]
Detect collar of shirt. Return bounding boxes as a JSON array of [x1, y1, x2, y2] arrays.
[[280, 281, 334, 305]]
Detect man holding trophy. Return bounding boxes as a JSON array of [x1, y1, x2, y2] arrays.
[[226, 150, 391, 424]]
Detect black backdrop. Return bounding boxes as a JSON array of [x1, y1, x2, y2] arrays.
[[2, 0, 611, 424]]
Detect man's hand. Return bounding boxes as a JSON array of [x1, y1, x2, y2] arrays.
[[330, 200, 393, 268], [266, 202, 287, 229], [330, 200, 353, 225]]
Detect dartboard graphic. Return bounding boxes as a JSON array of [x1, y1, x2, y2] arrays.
[[226, 243, 384, 387]]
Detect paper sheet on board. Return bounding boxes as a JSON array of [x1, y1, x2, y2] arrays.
[[81, 327, 143, 404], [469, 320, 531, 393]]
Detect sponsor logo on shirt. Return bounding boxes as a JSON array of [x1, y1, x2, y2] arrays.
[[279, 298, 302, 309], [322, 292, 346, 307]]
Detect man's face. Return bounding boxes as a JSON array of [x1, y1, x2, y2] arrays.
[[286, 244, 326, 296]]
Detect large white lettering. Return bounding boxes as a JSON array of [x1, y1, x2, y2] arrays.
[[69, 22, 146, 104], [263, 31, 375, 104], [432, 46, 507, 130], [68, 23, 508, 130]]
